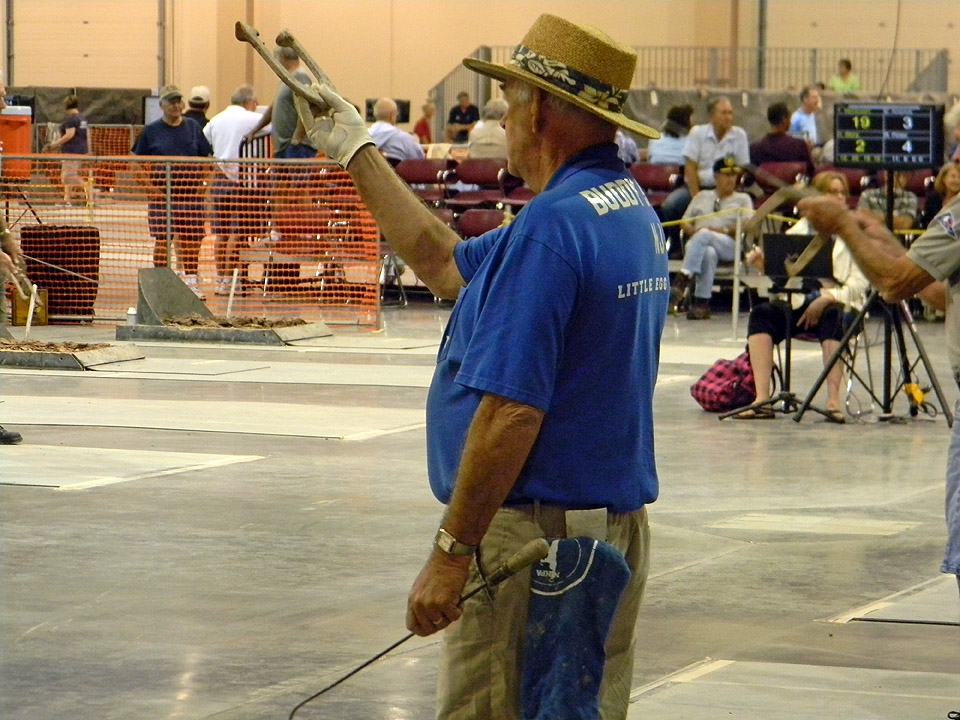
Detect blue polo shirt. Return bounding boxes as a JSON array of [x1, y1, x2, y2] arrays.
[[426, 143, 668, 513]]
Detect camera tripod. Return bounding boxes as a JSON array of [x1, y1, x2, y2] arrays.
[[793, 288, 953, 425], [794, 168, 953, 426]]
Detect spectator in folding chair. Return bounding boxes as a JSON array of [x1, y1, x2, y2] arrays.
[[467, 98, 508, 159], [369, 97, 425, 163], [858, 171, 918, 232], [670, 156, 753, 319], [413, 101, 435, 145], [739, 170, 869, 421]]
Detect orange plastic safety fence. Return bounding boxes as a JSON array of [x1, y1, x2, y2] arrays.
[[2, 155, 381, 326]]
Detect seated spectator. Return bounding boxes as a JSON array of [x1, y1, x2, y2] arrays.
[[413, 101, 435, 145], [467, 98, 508, 159], [614, 129, 639, 167], [660, 97, 750, 240], [645, 104, 693, 165], [922, 163, 960, 228], [669, 156, 754, 319], [739, 171, 869, 421], [789, 86, 821, 149], [444, 91, 479, 143], [749, 101, 814, 178], [858, 171, 918, 231], [368, 97, 424, 163], [828, 59, 861, 94]]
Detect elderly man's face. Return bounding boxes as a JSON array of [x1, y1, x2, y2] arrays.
[[161, 95, 183, 123], [711, 101, 733, 133], [458, 94, 470, 109], [501, 81, 535, 180]]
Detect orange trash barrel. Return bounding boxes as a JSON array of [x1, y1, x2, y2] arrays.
[[0, 107, 33, 180]]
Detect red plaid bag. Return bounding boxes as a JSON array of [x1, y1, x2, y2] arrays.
[[690, 351, 757, 412]]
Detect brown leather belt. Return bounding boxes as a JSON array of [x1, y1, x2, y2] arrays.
[[505, 501, 611, 539]]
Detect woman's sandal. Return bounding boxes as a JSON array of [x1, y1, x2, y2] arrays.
[[733, 406, 776, 419], [824, 409, 846, 424]]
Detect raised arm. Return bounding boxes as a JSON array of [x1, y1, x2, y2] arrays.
[[297, 86, 465, 299], [798, 197, 936, 303]]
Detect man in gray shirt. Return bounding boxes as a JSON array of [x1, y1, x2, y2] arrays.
[[800, 192, 958, 603], [246, 46, 316, 159]]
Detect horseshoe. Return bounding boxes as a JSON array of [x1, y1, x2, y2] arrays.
[[275, 30, 338, 95], [234, 22, 328, 110]]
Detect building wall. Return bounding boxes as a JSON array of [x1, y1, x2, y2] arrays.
[[0, 0, 955, 128]]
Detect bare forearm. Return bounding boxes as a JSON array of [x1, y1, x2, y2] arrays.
[[684, 160, 700, 196], [442, 393, 545, 546], [345, 146, 464, 298]]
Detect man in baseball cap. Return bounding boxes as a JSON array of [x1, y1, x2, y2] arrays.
[[670, 154, 753, 318], [185, 85, 211, 129], [295, 14, 667, 718]]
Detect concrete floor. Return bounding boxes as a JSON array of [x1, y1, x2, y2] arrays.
[[2, 301, 959, 720]]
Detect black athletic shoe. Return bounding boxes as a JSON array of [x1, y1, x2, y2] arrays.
[[0, 426, 23, 445]]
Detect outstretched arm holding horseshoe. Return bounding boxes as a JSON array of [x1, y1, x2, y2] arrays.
[[798, 194, 946, 309]]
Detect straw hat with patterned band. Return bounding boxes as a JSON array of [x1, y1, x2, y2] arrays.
[[462, 13, 659, 140]]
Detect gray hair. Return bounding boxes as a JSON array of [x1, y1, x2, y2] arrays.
[[707, 96, 731, 117], [231, 84, 256, 106], [373, 97, 397, 121], [512, 81, 615, 136], [274, 46, 298, 62], [482, 98, 508, 121]]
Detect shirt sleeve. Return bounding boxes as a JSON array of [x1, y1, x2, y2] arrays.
[[453, 226, 509, 282], [682, 127, 701, 163], [906, 200, 960, 282], [733, 128, 750, 165], [823, 242, 869, 307]]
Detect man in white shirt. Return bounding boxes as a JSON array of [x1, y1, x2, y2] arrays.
[[467, 98, 508, 159], [789, 86, 821, 149], [660, 97, 750, 248], [369, 98, 424, 163], [203, 84, 267, 293]]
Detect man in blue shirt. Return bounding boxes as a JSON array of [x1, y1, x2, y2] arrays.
[[368, 97, 424, 163], [295, 13, 667, 719], [790, 85, 821, 149], [132, 84, 212, 298], [444, 91, 480, 143]]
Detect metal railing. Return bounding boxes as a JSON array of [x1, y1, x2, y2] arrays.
[[431, 45, 948, 110]]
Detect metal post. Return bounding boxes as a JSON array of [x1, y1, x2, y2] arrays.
[[5, 0, 13, 85], [164, 161, 173, 268], [810, 48, 818, 86], [757, 0, 767, 88], [157, 0, 166, 89], [709, 48, 718, 87]]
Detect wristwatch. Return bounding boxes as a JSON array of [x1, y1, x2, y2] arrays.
[[434, 528, 476, 557]]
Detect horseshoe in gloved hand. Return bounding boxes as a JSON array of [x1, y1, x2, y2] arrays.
[[234, 21, 329, 111]]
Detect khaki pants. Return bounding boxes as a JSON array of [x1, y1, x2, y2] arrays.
[[436, 504, 650, 720]]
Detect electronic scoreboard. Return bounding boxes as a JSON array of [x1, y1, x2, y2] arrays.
[[834, 102, 944, 170]]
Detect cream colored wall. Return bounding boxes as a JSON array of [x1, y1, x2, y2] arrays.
[[1, 1, 957, 115]]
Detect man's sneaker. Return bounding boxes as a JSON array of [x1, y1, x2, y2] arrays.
[[183, 274, 206, 301], [0, 425, 23, 445], [686, 304, 711, 320]]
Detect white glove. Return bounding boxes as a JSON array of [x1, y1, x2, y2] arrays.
[[295, 84, 374, 168]]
